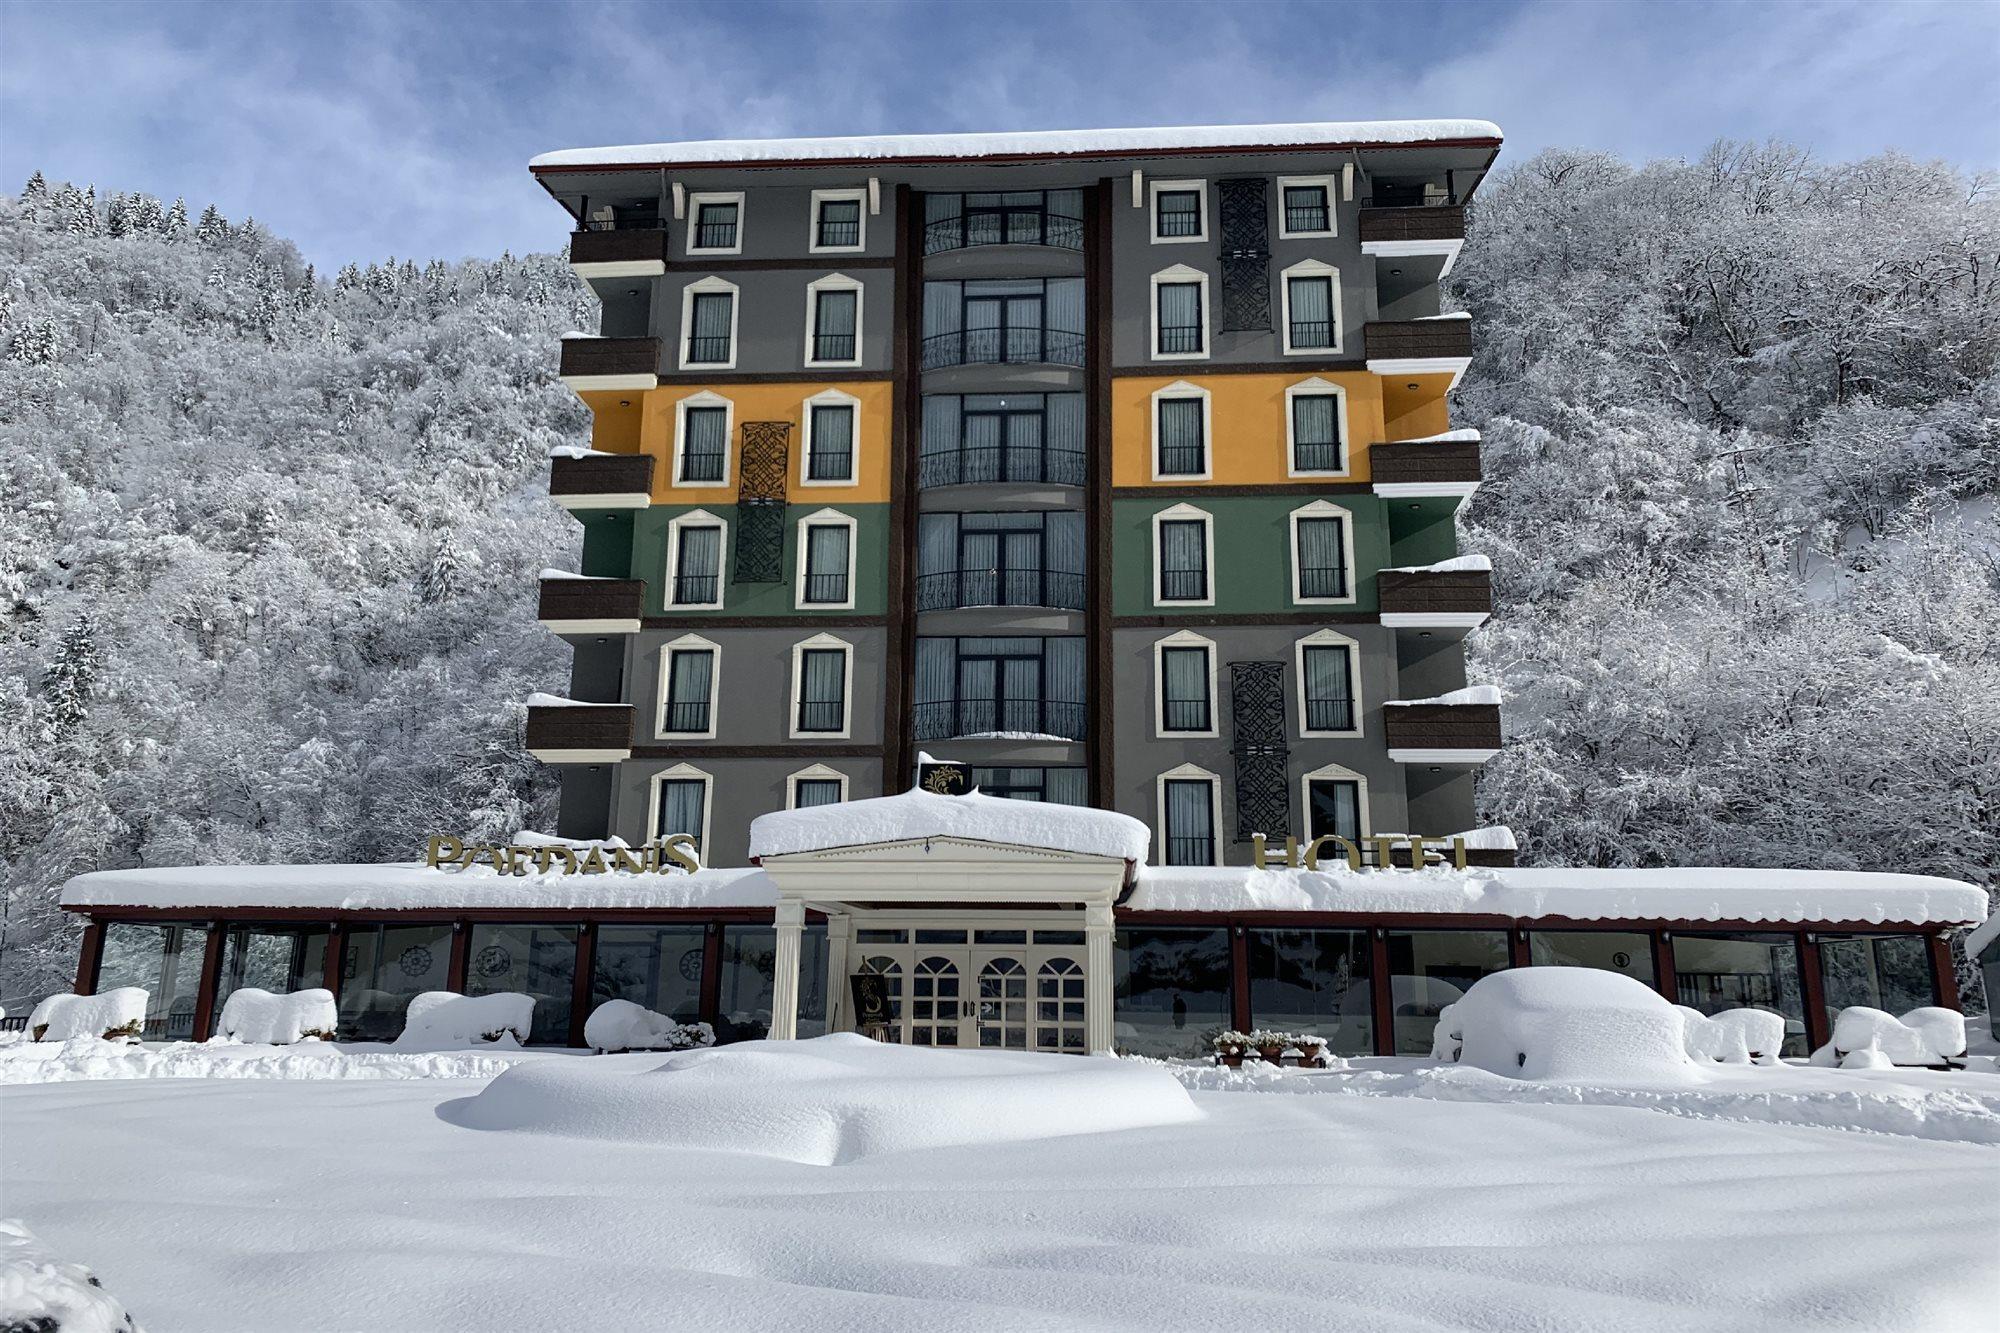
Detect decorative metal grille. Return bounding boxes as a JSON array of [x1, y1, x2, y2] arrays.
[[732, 421, 790, 584], [1229, 660, 1291, 841], [737, 422, 789, 501], [1217, 178, 1272, 332]]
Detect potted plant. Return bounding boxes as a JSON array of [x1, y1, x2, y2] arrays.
[[1294, 1034, 1328, 1068], [1251, 1029, 1289, 1065], [1211, 1030, 1250, 1067]]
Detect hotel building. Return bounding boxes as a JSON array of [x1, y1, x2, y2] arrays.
[[55, 123, 1986, 1058]]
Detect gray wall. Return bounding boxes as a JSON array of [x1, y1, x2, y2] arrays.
[[610, 756, 886, 866], [648, 267, 896, 376], [623, 626, 888, 749]]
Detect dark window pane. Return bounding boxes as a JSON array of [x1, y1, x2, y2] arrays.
[[1160, 645, 1211, 732], [816, 198, 861, 247], [807, 404, 854, 481], [1528, 931, 1657, 989], [1817, 934, 1934, 1023], [793, 778, 843, 808], [336, 923, 453, 1042], [216, 926, 330, 1033], [1156, 281, 1203, 354], [465, 923, 579, 1045], [1291, 394, 1343, 472], [1287, 275, 1334, 348], [1113, 927, 1231, 1058], [1283, 185, 1329, 233], [1155, 189, 1202, 238], [1671, 933, 1808, 1057], [593, 925, 707, 1025], [1386, 929, 1510, 1055], [1305, 778, 1361, 843], [1163, 778, 1215, 866], [680, 406, 728, 482], [98, 923, 203, 1041], [717, 924, 828, 1042], [693, 201, 738, 249], [1248, 929, 1373, 1055]]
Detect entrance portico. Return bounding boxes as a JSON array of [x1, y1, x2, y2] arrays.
[[756, 833, 1131, 1052]]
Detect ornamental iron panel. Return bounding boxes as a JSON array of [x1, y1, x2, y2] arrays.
[[1217, 178, 1271, 332], [738, 422, 790, 502], [1229, 660, 1290, 841], [733, 501, 785, 584]]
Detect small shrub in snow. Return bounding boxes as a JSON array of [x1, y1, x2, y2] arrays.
[[1435, 970, 1694, 1083], [1829, 1006, 1965, 1065], [27, 989, 148, 1043], [583, 999, 715, 1053], [1675, 1006, 1786, 1064], [215, 987, 337, 1045], [395, 992, 535, 1050]]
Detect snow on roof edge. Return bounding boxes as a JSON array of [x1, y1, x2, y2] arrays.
[[750, 788, 1149, 862], [60, 862, 778, 913], [531, 119, 1504, 171]]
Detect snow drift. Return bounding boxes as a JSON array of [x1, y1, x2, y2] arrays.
[[0, 1217, 141, 1333], [1676, 1006, 1787, 1064], [215, 987, 336, 1045], [28, 989, 147, 1043], [1831, 1006, 1965, 1064], [583, 999, 714, 1053], [396, 992, 534, 1050], [446, 1033, 1202, 1164], [1431, 969, 1694, 1084]]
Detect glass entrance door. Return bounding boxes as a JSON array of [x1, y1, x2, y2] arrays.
[[851, 928, 1090, 1052], [907, 953, 965, 1046], [973, 953, 1030, 1049]]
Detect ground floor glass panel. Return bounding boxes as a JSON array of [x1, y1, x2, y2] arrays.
[[1527, 930, 1656, 988], [466, 923, 579, 1045], [1247, 929, 1372, 1055], [216, 926, 330, 1034], [95, 923, 201, 1040], [338, 923, 452, 1042], [1386, 930, 1509, 1055], [1671, 933, 1807, 1057], [1112, 927, 1230, 1058], [1816, 934, 1933, 1025], [593, 925, 707, 1023], [716, 924, 827, 1043]]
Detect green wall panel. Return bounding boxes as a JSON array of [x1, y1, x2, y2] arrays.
[[578, 511, 636, 579], [630, 503, 890, 617]]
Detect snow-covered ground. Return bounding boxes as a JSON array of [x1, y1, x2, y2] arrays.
[[3, 1037, 1996, 1331]]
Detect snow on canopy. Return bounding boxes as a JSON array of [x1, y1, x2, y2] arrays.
[[749, 788, 1150, 862], [59, 862, 780, 912], [531, 119, 1504, 170]]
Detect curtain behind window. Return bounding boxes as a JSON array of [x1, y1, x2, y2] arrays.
[[1162, 647, 1208, 707], [1293, 394, 1339, 446], [809, 405, 852, 478], [677, 525, 721, 577], [1303, 645, 1353, 720], [691, 292, 732, 342], [658, 780, 706, 840], [805, 524, 849, 584], [1158, 282, 1201, 332], [1309, 780, 1360, 843], [815, 289, 857, 338], [1157, 398, 1203, 471], [1165, 780, 1214, 862], [668, 650, 712, 711], [1288, 277, 1332, 336], [1295, 517, 1344, 587], [800, 648, 845, 709]]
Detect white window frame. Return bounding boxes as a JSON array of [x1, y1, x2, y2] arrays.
[[1276, 175, 1338, 239], [794, 507, 859, 611], [1284, 377, 1351, 479], [1149, 179, 1208, 244], [1299, 761, 1371, 842], [664, 508, 730, 610], [803, 272, 865, 369], [1279, 259, 1343, 356], [655, 633, 721, 739], [1155, 763, 1224, 868], [646, 762, 715, 853], [808, 188, 868, 254], [684, 191, 745, 256], [789, 632, 855, 741], [678, 275, 740, 371], [671, 389, 735, 488], [1294, 629, 1365, 738], [799, 387, 861, 487], [787, 763, 851, 809], [1287, 499, 1357, 607], [1152, 630, 1220, 739], [1149, 265, 1211, 362], [1149, 380, 1213, 481], [1151, 502, 1216, 609]]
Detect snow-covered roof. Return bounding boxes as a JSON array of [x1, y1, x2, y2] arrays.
[[1382, 554, 1492, 575], [531, 120, 1503, 171], [749, 789, 1150, 862], [1127, 865, 1988, 927], [59, 863, 778, 913], [1963, 911, 2000, 958], [1385, 684, 1502, 707]]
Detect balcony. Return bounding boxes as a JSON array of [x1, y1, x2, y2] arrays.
[[909, 699, 1086, 744], [915, 568, 1085, 613], [1370, 435, 1482, 501], [1383, 701, 1502, 765], [921, 326, 1085, 371], [1364, 318, 1472, 368], [568, 224, 669, 276], [559, 336, 660, 391], [526, 702, 634, 764], [549, 452, 653, 510], [1359, 206, 1466, 246], [1377, 568, 1492, 629], [538, 575, 644, 635], [918, 446, 1087, 489], [925, 210, 1084, 255]]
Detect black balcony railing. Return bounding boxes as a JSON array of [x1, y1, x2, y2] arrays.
[[1166, 835, 1215, 866], [796, 700, 846, 733], [802, 572, 849, 604], [662, 701, 711, 733], [1156, 204, 1202, 238], [1162, 699, 1211, 732], [1288, 320, 1334, 349], [812, 333, 856, 362], [910, 698, 1086, 742], [914, 568, 1085, 612], [817, 217, 861, 248], [578, 215, 664, 232], [1284, 201, 1330, 233], [925, 210, 1085, 254], [672, 573, 719, 605], [1292, 441, 1343, 472], [694, 219, 737, 250], [806, 449, 852, 482], [1156, 443, 1207, 476], [918, 446, 1087, 489], [1159, 568, 1208, 601], [921, 326, 1085, 370], [685, 334, 732, 364], [1305, 698, 1355, 732], [1297, 566, 1349, 600], [680, 450, 726, 483], [1157, 326, 1202, 355]]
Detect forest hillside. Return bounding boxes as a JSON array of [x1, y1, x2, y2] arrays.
[[1, 147, 1995, 1003]]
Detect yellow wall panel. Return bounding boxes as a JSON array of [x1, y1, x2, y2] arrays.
[[1380, 374, 1456, 442], [580, 392, 643, 453], [1111, 371, 1400, 487]]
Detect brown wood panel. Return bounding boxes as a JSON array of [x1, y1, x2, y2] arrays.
[[886, 181, 921, 790], [1111, 359, 1366, 378], [626, 744, 882, 759], [73, 920, 104, 996], [650, 369, 896, 386], [1112, 483, 1371, 498], [699, 922, 725, 1027], [1357, 206, 1466, 244], [638, 614, 888, 630], [1382, 703, 1502, 750], [1370, 439, 1482, 485], [570, 923, 598, 1048], [1798, 933, 1829, 1051], [1088, 180, 1116, 806], [526, 704, 634, 752], [559, 336, 661, 378], [550, 452, 653, 498], [539, 577, 645, 622], [1113, 611, 1377, 628], [190, 924, 227, 1041], [569, 228, 670, 267], [1229, 924, 1251, 1033], [1651, 931, 1678, 1003], [322, 925, 346, 997], [1509, 928, 1532, 969], [1369, 928, 1394, 1056], [447, 922, 471, 994], [1377, 569, 1492, 616], [1930, 933, 1960, 1009], [1364, 319, 1471, 361]]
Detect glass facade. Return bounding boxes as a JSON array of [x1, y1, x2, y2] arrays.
[[1112, 926, 1230, 1058], [1528, 930, 1656, 988], [338, 923, 452, 1042], [1816, 934, 1934, 1023], [95, 923, 202, 1040], [1672, 933, 1808, 1057], [1247, 928, 1372, 1055], [593, 924, 708, 1023], [465, 923, 579, 1045], [215, 925, 330, 1034], [714, 924, 828, 1043], [1386, 929, 1509, 1055]]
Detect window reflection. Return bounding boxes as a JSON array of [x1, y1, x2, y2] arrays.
[[1386, 930, 1508, 1055], [1672, 933, 1808, 1057], [1247, 929, 1372, 1055], [466, 923, 579, 1045], [1112, 927, 1230, 1058]]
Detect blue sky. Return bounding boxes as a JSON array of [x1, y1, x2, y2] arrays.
[[4, 0, 1995, 267]]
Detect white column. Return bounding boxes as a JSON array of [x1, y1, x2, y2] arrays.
[[824, 912, 852, 1033], [768, 899, 806, 1041], [1084, 900, 1115, 1054]]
